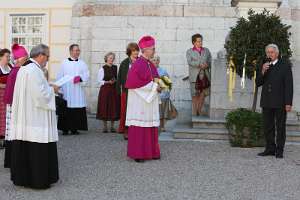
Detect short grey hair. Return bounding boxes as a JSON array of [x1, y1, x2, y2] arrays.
[[265, 44, 279, 53], [104, 52, 115, 62], [30, 44, 49, 58]]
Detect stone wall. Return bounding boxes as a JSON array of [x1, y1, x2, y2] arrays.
[[71, 0, 300, 122]]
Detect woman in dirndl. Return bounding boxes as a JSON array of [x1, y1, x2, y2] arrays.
[[96, 52, 120, 133], [0, 49, 12, 149]]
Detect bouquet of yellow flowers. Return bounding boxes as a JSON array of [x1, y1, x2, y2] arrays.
[[154, 76, 172, 91]]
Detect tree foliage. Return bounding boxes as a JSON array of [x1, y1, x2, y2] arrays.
[[224, 9, 292, 79]]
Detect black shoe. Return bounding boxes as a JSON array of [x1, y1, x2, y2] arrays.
[[134, 159, 145, 163], [111, 128, 116, 133], [103, 129, 108, 133], [123, 136, 128, 140], [276, 151, 284, 159], [71, 131, 80, 135], [276, 153, 283, 159], [257, 150, 275, 157], [62, 131, 69, 135]]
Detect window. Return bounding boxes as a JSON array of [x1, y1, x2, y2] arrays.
[[10, 14, 46, 52]]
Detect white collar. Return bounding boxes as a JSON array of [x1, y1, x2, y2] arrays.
[[271, 59, 278, 65], [0, 65, 11, 74], [69, 57, 79, 61], [30, 58, 41, 68]]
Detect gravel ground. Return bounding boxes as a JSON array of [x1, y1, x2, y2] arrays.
[[1, 118, 300, 200]]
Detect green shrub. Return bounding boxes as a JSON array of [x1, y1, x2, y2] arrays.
[[225, 108, 264, 147]]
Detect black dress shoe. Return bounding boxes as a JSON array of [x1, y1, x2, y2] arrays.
[[62, 131, 69, 135], [134, 159, 145, 163], [276, 153, 283, 159], [276, 151, 284, 159], [111, 128, 116, 133], [71, 131, 80, 135], [257, 150, 275, 156]]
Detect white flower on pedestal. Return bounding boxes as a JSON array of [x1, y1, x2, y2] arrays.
[[280, 0, 290, 8]]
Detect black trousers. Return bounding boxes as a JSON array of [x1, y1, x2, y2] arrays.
[[262, 107, 287, 153]]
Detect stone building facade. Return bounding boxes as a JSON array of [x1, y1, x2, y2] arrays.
[[0, 0, 299, 123], [71, 0, 300, 122]]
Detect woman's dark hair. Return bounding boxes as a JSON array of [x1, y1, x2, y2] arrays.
[[0, 48, 11, 57], [126, 43, 140, 57], [191, 34, 203, 44], [69, 44, 79, 52]]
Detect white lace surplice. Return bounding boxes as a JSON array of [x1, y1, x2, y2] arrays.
[[125, 81, 160, 127]]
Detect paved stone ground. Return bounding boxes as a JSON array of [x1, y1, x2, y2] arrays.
[[1, 118, 300, 200]]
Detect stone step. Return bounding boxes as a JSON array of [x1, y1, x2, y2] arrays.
[[173, 126, 300, 143], [192, 116, 226, 129], [192, 116, 300, 131], [286, 131, 300, 142], [173, 127, 228, 140], [286, 121, 300, 131]]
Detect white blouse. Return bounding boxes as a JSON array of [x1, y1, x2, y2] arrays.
[[97, 67, 105, 87], [0, 65, 11, 74]]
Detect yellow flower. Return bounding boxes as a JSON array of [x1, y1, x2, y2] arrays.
[[158, 79, 168, 89], [161, 76, 172, 85]]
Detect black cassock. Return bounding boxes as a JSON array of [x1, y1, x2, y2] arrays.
[[256, 58, 293, 154], [56, 94, 88, 133]]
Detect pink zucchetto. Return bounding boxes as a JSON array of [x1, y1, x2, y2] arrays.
[[11, 43, 28, 60], [138, 35, 155, 49]]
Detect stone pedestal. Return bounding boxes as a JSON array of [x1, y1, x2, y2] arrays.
[[233, 0, 282, 17]]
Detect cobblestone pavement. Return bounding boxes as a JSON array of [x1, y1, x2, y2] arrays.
[[1, 118, 300, 200]]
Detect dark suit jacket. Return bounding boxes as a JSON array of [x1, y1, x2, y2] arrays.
[[116, 57, 131, 94], [256, 59, 293, 108]]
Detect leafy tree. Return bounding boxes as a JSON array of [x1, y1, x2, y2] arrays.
[[224, 9, 292, 111]]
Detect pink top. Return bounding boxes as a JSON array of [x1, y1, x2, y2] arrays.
[[192, 46, 204, 55]]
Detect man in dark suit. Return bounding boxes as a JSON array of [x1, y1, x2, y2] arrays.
[[256, 44, 293, 159]]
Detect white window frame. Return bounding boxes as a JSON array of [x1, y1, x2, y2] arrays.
[[6, 11, 49, 52]]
